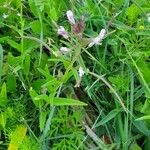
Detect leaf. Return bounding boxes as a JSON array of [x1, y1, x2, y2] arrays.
[[144, 138, 150, 150], [0, 83, 7, 107], [35, 94, 87, 106], [141, 99, 150, 114], [0, 112, 7, 129], [23, 54, 30, 76], [52, 97, 87, 106], [29, 88, 44, 108], [19, 136, 40, 150], [7, 39, 21, 52], [95, 109, 121, 127], [126, 4, 141, 23], [130, 143, 142, 150], [133, 120, 150, 136], [7, 53, 22, 69], [39, 111, 47, 132], [37, 66, 54, 81], [11, 0, 21, 9], [108, 75, 129, 92], [30, 20, 48, 35], [0, 45, 3, 84], [30, 20, 41, 34], [7, 74, 16, 92], [135, 115, 150, 121], [32, 79, 46, 92], [8, 125, 27, 150], [28, 0, 38, 17]]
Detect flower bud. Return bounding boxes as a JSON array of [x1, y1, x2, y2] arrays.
[[57, 26, 69, 39], [66, 10, 75, 25]]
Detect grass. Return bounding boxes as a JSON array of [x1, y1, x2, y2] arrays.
[[0, 0, 150, 149]]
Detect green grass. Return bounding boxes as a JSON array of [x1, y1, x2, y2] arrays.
[[0, 0, 150, 149]]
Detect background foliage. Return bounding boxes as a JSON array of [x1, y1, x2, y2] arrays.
[[0, 0, 150, 149]]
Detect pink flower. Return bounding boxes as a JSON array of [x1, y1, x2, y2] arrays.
[[57, 26, 69, 39], [66, 10, 75, 25], [88, 29, 106, 47]]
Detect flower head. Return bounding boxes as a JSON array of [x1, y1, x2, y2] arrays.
[[78, 67, 85, 78], [88, 29, 106, 47], [57, 26, 69, 39], [66, 10, 75, 25]]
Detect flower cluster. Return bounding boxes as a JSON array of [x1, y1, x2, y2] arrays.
[[57, 10, 107, 49], [57, 10, 108, 86], [57, 10, 85, 39]]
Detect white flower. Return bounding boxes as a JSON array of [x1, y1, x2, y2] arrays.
[[88, 29, 106, 47], [147, 13, 150, 22], [78, 67, 85, 78], [60, 47, 70, 53], [66, 10, 75, 25], [17, 13, 21, 17], [2, 13, 8, 19], [98, 29, 106, 39], [57, 26, 69, 39]]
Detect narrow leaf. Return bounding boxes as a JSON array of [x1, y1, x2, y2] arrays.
[[0, 44, 3, 84], [35, 95, 87, 106], [95, 109, 121, 127], [0, 83, 7, 107]]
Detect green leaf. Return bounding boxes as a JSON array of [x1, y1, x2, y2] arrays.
[[7, 39, 21, 52], [95, 109, 121, 127], [130, 143, 142, 150], [108, 75, 129, 92], [23, 54, 30, 76], [28, 0, 38, 17], [30, 20, 42, 34], [7, 53, 22, 69], [0, 83, 7, 107], [30, 20, 48, 35], [39, 111, 47, 132], [7, 74, 16, 92], [0, 112, 7, 129], [135, 115, 150, 121], [144, 138, 150, 150], [126, 4, 141, 23], [35, 94, 87, 106], [37, 66, 54, 81], [141, 99, 150, 114], [32, 79, 46, 92], [20, 136, 40, 150], [0, 45, 3, 84], [133, 121, 150, 136], [29, 88, 44, 108]]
